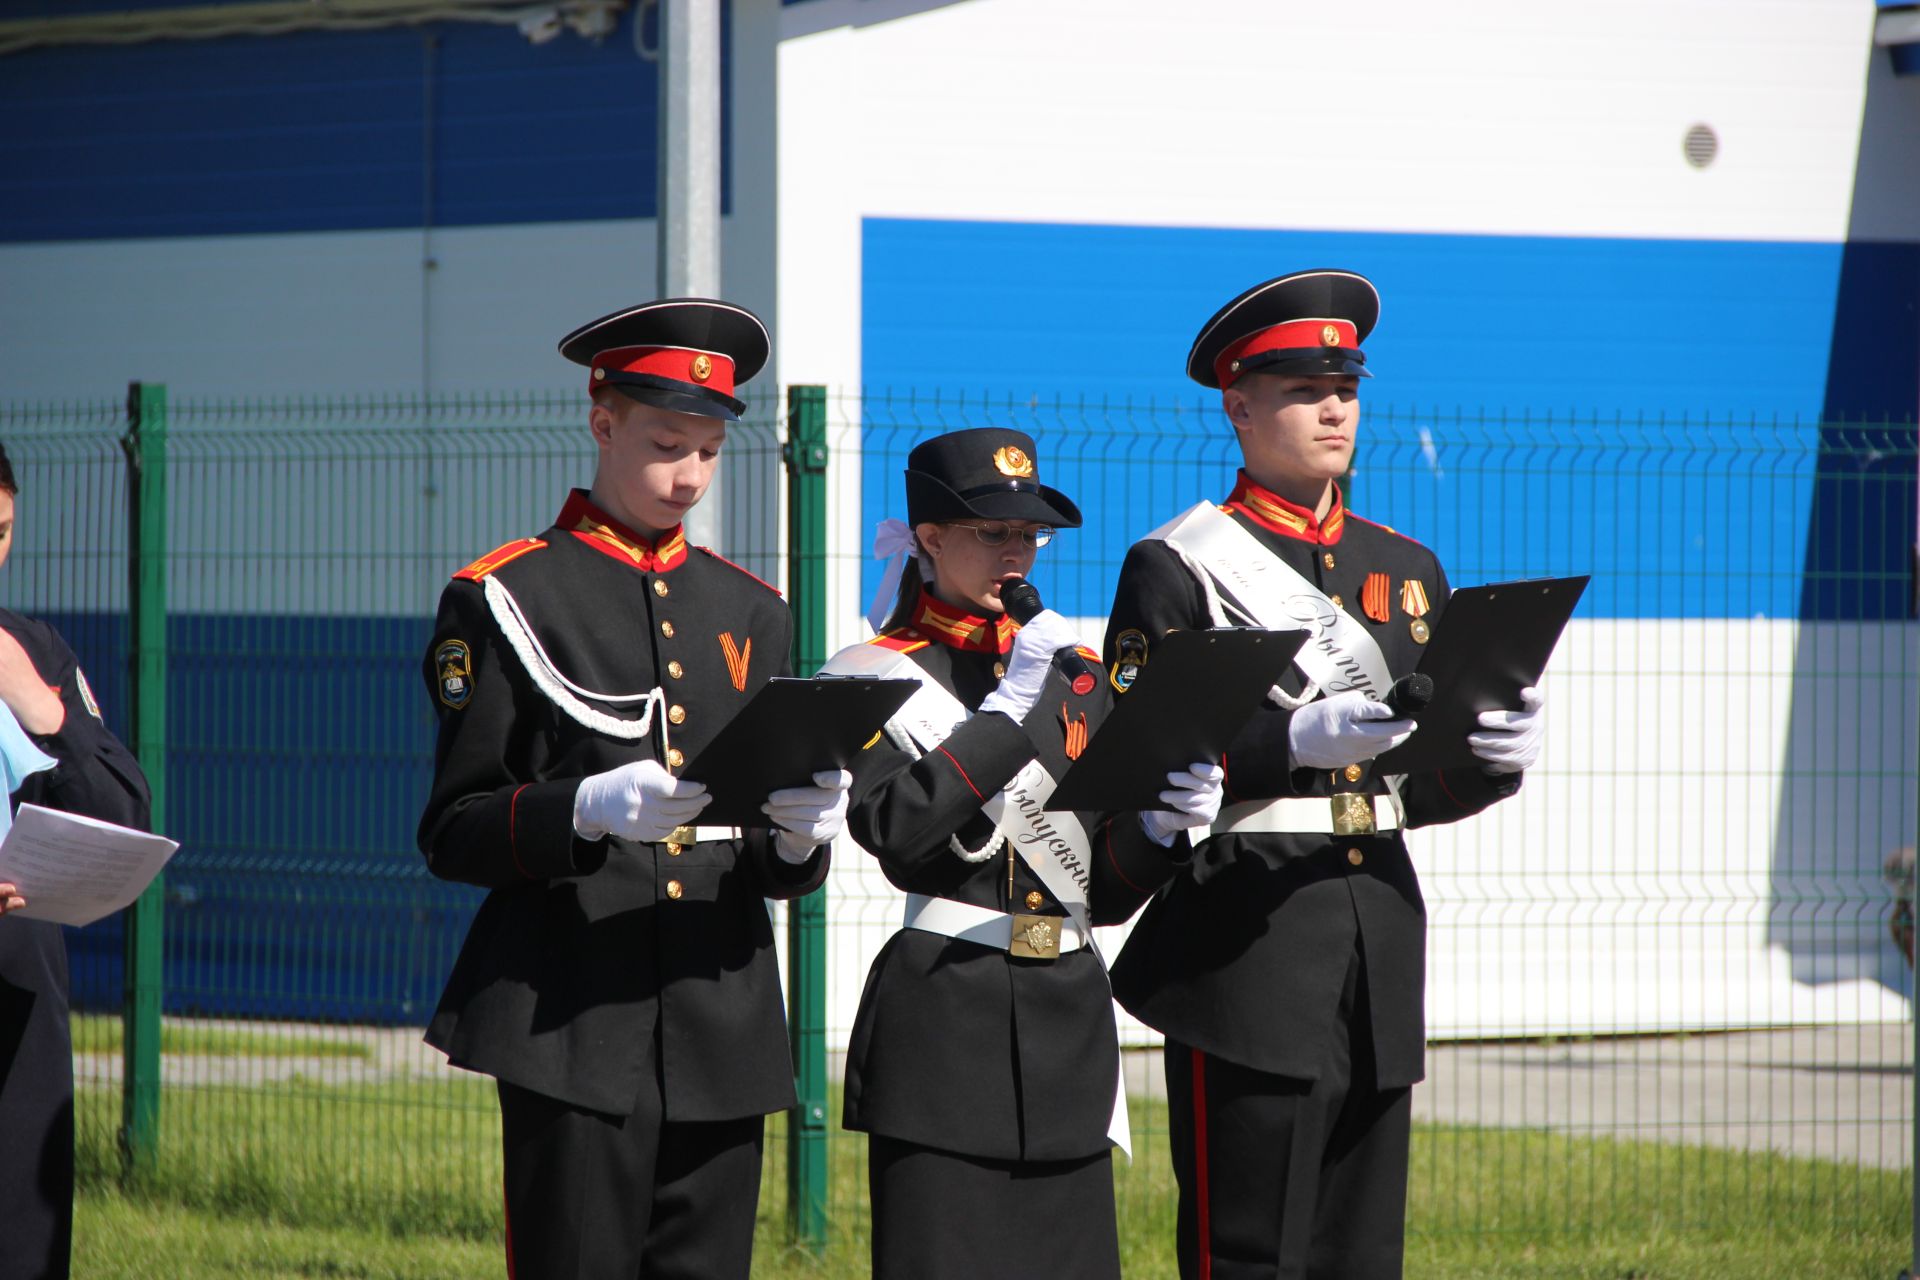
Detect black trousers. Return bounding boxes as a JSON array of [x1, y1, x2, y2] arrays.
[[1164, 946, 1413, 1280], [0, 923, 74, 1280], [497, 1075, 764, 1280], [868, 1134, 1120, 1280]]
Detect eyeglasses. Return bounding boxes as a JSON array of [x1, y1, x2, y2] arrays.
[[948, 520, 1055, 548]]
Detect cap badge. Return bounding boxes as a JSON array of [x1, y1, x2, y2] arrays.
[[993, 445, 1035, 479], [1321, 324, 1342, 347], [690, 353, 713, 382]]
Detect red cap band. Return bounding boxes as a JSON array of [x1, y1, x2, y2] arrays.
[[590, 345, 736, 397], [1214, 319, 1358, 387]]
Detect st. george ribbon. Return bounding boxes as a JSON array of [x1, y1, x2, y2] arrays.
[[999, 577, 1098, 696]]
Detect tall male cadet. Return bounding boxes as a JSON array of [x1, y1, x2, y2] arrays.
[[419, 299, 850, 1278], [1104, 270, 1547, 1279]]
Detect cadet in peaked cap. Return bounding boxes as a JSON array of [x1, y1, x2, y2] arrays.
[[1186, 267, 1380, 387], [1103, 269, 1548, 1279], [420, 297, 848, 1280], [826, 426, 1224, 1280], [559, 296, 771, 421]]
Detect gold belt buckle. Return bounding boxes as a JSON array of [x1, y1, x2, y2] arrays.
[[664, 825, 697, 846], [1009, 913, 1061, 960], [1331, 793, 1376, 837]]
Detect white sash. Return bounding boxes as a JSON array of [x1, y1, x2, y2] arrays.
[[1146, 502, 1406, 823], [1147, 502, 1393, 698], [821, 641, 1131, 1154]]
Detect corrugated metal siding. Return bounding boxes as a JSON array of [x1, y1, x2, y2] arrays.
[[0, 10, 734, 242]]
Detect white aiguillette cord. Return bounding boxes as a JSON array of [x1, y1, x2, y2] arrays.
[[484, 575, 668, 745]]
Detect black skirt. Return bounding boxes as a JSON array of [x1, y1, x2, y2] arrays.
[[869, 1134, 1120, 1280]]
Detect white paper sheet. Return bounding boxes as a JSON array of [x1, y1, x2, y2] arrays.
[[0, 803, 178, 927]]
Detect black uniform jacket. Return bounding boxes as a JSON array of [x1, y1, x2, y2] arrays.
[[418, 491, 828, 1119], [0, 611, 152, 1100], [839, 590, 1187, 1163], [1104, 474, 1519, 1090]]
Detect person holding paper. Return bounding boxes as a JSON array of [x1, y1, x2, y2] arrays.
[[823, 428, 1225, 1280], [0, 443, 152, 1280], [1102, 271, 1546, 1280], [416, 300, 848, 1280]]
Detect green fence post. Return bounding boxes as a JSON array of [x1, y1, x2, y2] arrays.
[[783, 385, 830, 1249], [119, 381, 168, 1180]]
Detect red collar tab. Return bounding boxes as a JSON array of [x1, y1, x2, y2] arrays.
[[1215, 318, 1358, 388], [910, 589, 1019, 654], [1225, 471, 1346, 546], [589, 344, 736, 398], [558, 489, 689, 573]]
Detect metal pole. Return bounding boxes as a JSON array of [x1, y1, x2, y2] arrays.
[[783, 384, 830, 1249], [656, 0, 725, 547], [119, 381, 168, 1180]]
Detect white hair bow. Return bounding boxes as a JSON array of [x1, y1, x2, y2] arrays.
[[867, 518, 921, 634]]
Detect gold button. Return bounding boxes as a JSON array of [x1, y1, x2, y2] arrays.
[[666, 842, 682, 856], [653, 579, 669, 597], [1025, 890, 1044, 910], [1330, 594, 1344, 609], [1347, 848, 1364, 866], [993, 662, 1006, 679], [667, 661, 684, 679], [1344, 764, 1363, 783], [668, 704, 687, 725], [665, 879, 684, 900], [1323, 552, 1335, 570], [666, 747, 685, 768], [660, 620, 675, 638]]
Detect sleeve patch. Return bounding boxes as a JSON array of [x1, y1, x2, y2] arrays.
[[75, 667, 102, 720], [1110, 628, 1148, 693], [436, 639, 474, 709]]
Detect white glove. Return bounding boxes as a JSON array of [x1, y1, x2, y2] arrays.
[[763, 769, 854, 864], [1469, 686, 1546, 775], [1287, 689, 1415, 770], [573, 759, 711, 843], [977, 608, 1086, 724], [1141, 762, 1225, 847]]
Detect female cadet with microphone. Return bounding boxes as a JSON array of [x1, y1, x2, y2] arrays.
[[820, 428, 1226, 1280]]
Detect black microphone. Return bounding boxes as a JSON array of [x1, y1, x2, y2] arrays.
[[1381, 673, 1434, 719], [1000, 577, 1098, 696]]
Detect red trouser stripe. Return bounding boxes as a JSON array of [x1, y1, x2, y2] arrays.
[[503, 1176, 516, 1280], [1193, 1047, 1212, 1280]]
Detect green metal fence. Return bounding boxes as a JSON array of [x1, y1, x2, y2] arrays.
[[0, 386, 1912, 1273]]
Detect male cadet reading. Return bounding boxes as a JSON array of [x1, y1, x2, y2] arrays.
[[417, 299, 851, 1280], [1103, 271, 1548, 1280]]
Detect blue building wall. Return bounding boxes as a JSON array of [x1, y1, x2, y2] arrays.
[[860, 217, 1920, 623], [57, 612, 477, 1025], [0, 6, 730, 243]]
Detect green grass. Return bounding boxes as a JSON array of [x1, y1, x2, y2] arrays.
[[72, 1084, 1908, 1278], [73, 1014, 374, 1061]]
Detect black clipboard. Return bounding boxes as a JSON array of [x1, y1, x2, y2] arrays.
[[1045, 628, 1307, 813], [680, 676, 919, 827], [1372, 574, 1588, 775]]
